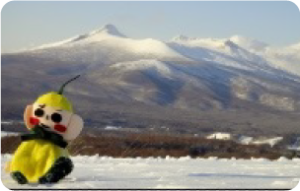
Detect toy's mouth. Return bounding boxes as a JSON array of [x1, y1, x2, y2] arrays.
[[40, 123, 50, 129], [40, 123, 67, 133]]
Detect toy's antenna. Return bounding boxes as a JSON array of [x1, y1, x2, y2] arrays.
[[58, 75, 81, 95]]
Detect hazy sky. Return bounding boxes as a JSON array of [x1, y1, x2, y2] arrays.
[[1, 1, 300, 53]]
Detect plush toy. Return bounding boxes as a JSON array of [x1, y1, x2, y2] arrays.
[[6, 75, 83, 184]]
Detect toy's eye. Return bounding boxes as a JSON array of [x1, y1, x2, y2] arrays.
[[34, 108, 44, 117], [51, 113, 62, 123]]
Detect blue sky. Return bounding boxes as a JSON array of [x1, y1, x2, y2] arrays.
[[1, 1, 300, 52]]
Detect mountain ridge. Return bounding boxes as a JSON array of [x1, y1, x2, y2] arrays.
[[2, 24, 300, 136], [10, 24, 298, 77]]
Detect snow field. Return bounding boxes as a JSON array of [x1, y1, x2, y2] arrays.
[[1, 154, 299, 189]]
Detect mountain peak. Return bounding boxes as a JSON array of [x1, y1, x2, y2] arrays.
[[171, 35, 189, 41], [28, 24, 127, 50], [229, 35, 268, 51], [91, 24, 126, 37]]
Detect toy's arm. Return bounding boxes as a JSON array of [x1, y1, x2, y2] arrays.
[[23, 105, 33, 129], [4, 105, 33, 174]]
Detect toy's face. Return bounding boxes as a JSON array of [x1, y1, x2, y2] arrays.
[[26, 102, 83, 141], [30, 103, 72, 134]]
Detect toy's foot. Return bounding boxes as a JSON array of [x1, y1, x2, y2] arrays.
[[11, 171, 28, 184], [39, 157, 73, 184]]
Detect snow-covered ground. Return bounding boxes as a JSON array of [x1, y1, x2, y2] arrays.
[[1, 122, 13, 125], [1, 154, 299, 189], [1, 132, 19, 138], [206, 132, 232, 140], [206, 132, 284, 147]]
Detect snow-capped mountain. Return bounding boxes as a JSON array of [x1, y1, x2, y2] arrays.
[[25, 24, 188, 65], [14, 24, 300, 77], [3, 24, 300, 114], [169, 36, 270, 72], [169, 34, 300, 77]]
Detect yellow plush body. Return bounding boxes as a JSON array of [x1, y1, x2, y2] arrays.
[[7, 75, 83, 184], [9, 139, 68, 183]]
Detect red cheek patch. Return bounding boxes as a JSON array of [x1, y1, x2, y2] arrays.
[[54, 124, 67, 133], [29, 117, 39, 126]]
